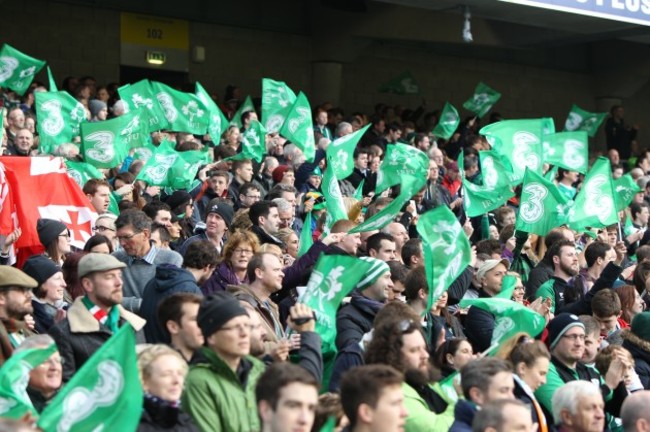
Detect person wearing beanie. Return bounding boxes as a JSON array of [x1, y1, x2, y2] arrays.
[[622, 312, 650, 389], [271, 165, 293, 186], [88, 99, 107, 121], [177, 199, 233, 257], [37, 218, 71, 265], [182, 292, 266, 432], [22, 255, 68, 334], [535, 313, 629, 429]]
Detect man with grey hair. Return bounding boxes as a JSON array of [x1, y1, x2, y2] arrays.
[[621, 390, 650, 431], [334, 121, 353, 138], [111, 99, 127, 117], [273, 198, 294, 231], [552, 381, 605, 432]]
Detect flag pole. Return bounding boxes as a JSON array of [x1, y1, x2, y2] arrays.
[[618, 221, 623, 242]]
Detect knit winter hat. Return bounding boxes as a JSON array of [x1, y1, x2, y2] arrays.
[[206, 199, 234, 228], [22, 255, 61, 286], [88, 99, 107, 119], [631, 312, 650, 342], [197, 292, 248, 338], [356, 257, 391, 292], [546, 313, 585, 350], [272, 165, 291, 184], [165, 190, 192, 214], [37, 218, 68, 247]]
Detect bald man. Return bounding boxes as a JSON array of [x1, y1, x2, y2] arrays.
[[621, 390, 650, 431]]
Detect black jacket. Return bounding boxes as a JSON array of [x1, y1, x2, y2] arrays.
[[335, 293, 383, 351], [525, 260, 553, 300], [251, 225, 284, 248], [464, 289, 496, 353], [622, 328, 650, 390], [137, 396, 199, 432]]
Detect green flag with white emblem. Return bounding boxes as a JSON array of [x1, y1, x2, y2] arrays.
[[279, 91, 315, 162], [132, 141, 157, 163], [543, 131, 589, 174], [462, 82, 501, 118], [564, 104, 607, 137], [0, 44, 46, 95], [136, 140, 210, 189], [614, 173, 642, 212], [150, 81, 209, 135], [462, 179, 515, 218], [325, 124, 371, 179], [37, 325, 143, 432], [65, 160, 104, 188], [118, 79, 170, 133], [228, 119, 267, 163], [196, 82, 229, 143], [417, 206, 471, 313], [262, 78, 297, 133], [230, 95, 256, 128], [321, 164, 349, 231], [516, 168, 570, 236], [433, 102, 460, 140], [375, 143, 429, 195], [479, 150, 517, 190], [568, 157, 618, 231], [378, 71, 420, 95], [35, 90, 87, 155]]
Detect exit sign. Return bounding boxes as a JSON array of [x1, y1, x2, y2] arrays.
[[145, 51, 166, 65]]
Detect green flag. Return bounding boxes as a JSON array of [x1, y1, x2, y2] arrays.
[[437, 372, 460, 404], [137, 141, 209, 189], [321, 164, 349, 231], [35, 90, 87, 155], [118, 79, 169, 132], [230, 95, 256, 128], [132, 140, 157, 162], [196, 82, 229, 143], [378, 71, 420, 95], [150, 81, 209, 135], [614, 174, 642, 212], [65, 160, 104, 188], [279, 92, 315, 162], [417, 206, 471, 313], [375, 143, 429, 194], [564, 104, 607, 137], [319, 416, 336, 432], [462, 179, 515, 218], [432, 102, 460, 140], [80, 110, 147, 168], [228, 119, 267, 163], [543, 131, 589, 174], [261, 78, 297, 133], [462, 82, 501, 118], [325, 124, 371, 179], [479, 150, 517, 189], [495, 275, 518, 300], [354, 179, 365, 201], [0, 44, 46, 95], [568, 156, 617, 231], [516, 168, 570, 236], [37, 325, 143, 432], [298, 212, 314, 257], [0, 344, 57, 419], [47, 66, 57, 92]]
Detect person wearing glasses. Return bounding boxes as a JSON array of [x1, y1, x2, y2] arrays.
[[92, 214, 117, 247], [36, 218, 71, 266], [15, 335, 63, 413], [202, 230, 260, 295]]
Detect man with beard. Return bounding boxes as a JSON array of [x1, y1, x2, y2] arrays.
[[0, 266, 38, 365], [157, 293, 204, 363]]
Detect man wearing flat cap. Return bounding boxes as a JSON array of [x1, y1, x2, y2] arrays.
[[48, 253, 146, 382], [182, 291, 266, 432], [0, 266, 38, 365]]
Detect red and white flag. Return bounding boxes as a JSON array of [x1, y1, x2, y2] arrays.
[[0, 157, 97, 266]]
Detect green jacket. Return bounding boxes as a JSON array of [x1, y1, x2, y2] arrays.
[[182, 348, 265, 432], [402, 382, 455, 432]]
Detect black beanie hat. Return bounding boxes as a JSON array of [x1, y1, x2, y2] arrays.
[[546, 313, 585, 350], [206, 199, 234, 228], [165, 190, 192, 214], [36, 219, 68, 247], [197, 292, 248, 338], [22, 255, 61, 286]]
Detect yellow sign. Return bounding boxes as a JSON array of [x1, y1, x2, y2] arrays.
[[120, 12, 189, 50]]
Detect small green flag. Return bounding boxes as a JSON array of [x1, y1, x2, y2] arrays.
[[564, 104, 607, 137], [261, 78, 297, 133], [375, 143, 429, 195], [0, 44, 46, 95], [150, 81, 210, 135], [516, 168, 570, 236], [321, 164, 349, 231], [495, 274, 518, 300], [279, 91, 315, 163], [378, 71, 420, 95], [228, 119, 267, 163], [568, 156, 618, 231], [433, 102, 460, 140], [437, 372, 460, 403], [462, 179, 515, 218], [196, 82, 229, 143], [132, 141, 157, 162], [479, 150, 517, 190], [297, 212, 314, 258], [417, 206, 471, 313], [325, 124, 371, 179], [118, 79, 169, 133], [230, 95, 256, 128], [35, 90, 86, 155], [136, 140, 210, 189], [353, 179, 365, 201], [462, 82, 501, 118], [46, 66, 57, 92], [614, 174, 642, 212], [37, 325, 143, 432], [0, 344, 57, 419], [543, 131, 589, 174], [65, 160, 104, 188]]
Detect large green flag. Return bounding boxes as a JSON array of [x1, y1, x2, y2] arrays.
[[378, 71, 420, 95], [459, 297, 545, 353], [118, 79, 169, 133], [261, 78, 297, 133], [0, 344, 57, 419], [516, 168, 570, 236], [417, 206, 471, 313], [462, 82, 501, 118], [321, 164, 349, 231], [228, 119, 267, 163], [196, 82, 229, 142], [375, 143, 429, 194], [432, 102, 460, 140], [279, 92, 315, 162], [568, 156, 618, 231], [35, 91, 86, 155], [614, 174, 642, 212], [65, 160, 104, 188], [150, 81, 209, 135], [564, 104, 607, 137], [462, 179, 515, 218], [543, 131, 589, 174], [230, 95, 256, 128], [479, 150, 517, 190], [136, 140, 210, 189], [0, 44, 46, 95], [37, 325, 143, 432], [325, 124, 371, 179]]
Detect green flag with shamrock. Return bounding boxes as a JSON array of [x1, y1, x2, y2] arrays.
[[321, 164, 349, 231], [118, 79, 169, 133], [262, 78, 297, 133], [230, 95, 256, 128], [35, 90, 87, 155], [37, 325, 143, 432], [227, 119, 267, 163], [375, 143, 429, 194], [378, 71, 420, 95], [614, 173, 642, 212], [136, 140, 210, 189], [462, 179, 515, 218], [0, 44, 46, 95], [543, 131, 589, 174], [196, 82, 229, 143], [0, 343, 57, 419], [297, 212, 314, 257], [478, 150, 517, 190], [564, 104, 607, 137], [325, 124, 371, 179], [462, 82, 501, 118], [150, 81, 210, 135], [568, 157, 618, 231], [280, 91, 315, 162], [433, 102, 460, 140], [417, 206, 471, 313], [516, 168, 570, 236]]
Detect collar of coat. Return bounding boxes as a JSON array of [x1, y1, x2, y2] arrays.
[[67, 297, 145, 333]]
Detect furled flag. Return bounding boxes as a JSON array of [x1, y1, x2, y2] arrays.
[[479, 150, 517, 190], [325, 124, 371, 179], [564, 104, 607, 137], [136, 140, 210, 190], [321, 164, 349, 231], [228, 119, 267, 163], [37, 325, 143, 432], [196, 82, 229, 142], [543, 131, 589, 174], [150, 81, 209, 135], [0, 343, 57, 418], [0, 157, 97, 266], [375, 143, 429, 195], [433, 102, 460, 140], [230, 95, 256, 128], [46, 66, 57, 92], [516, 168, 570, 236], [261, 78, 297, 133], [118, 79, 170, 133], [378, 71, 420, 95], [462, 179, 515, 218], [0, 44, 46, 95], [568, 156, 618, 232], [280, 92, 315, 162], [417, 206, 471, 313], [35, 90, 86, 155], [614, 173, 642, 212], [297, 211, 313, 257], [462, 82, 501, 118]]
